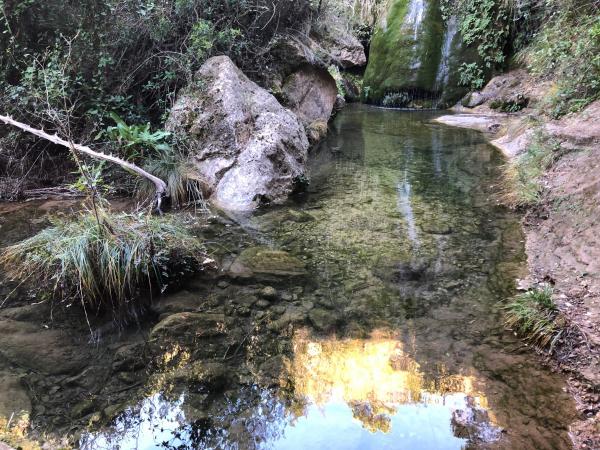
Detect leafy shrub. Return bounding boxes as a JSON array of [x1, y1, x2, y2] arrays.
[[97, 113, 172, 160], [382, 92, 410, 107], [0, 208, 207, 320], [458, 0, 509, 68], [505, 286, 564, 348], [458, 62, 486, 90], [520, 5, 600, 118], [95, 114, 202, 206]]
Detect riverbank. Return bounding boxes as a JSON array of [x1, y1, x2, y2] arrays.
[[436, 70, 600, 449]]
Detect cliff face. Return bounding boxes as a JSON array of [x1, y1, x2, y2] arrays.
[[363, 0, 480, 107]]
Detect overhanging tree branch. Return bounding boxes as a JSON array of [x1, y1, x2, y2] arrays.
[[0, 114, 167, 211]]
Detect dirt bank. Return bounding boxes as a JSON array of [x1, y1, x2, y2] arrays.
[[436, 70, 600, 449]]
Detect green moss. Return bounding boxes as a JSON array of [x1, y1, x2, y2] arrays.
[[363, 0, 445, 102]]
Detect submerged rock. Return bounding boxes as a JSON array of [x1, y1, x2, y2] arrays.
[[166, 56, 309, 211], [174, 361, 232, 393], [150, 312, 226, 341], [150, 290, 203, 318], [0, 319, 89, 375], [308, 308, 338, 332], [0, 371, 30, 420], [229, 247, 307, 280]]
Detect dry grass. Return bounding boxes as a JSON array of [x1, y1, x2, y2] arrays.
[[0, 207, 206, 320], [138, 148, 205, 208], [501, 133, 560, 208]]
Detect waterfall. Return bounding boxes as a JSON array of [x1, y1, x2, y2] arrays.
[[405, 0, 426, 41], [435, 15, 459, 92], [405, 0, 427, 70]]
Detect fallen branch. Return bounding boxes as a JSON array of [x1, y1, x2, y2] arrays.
[[0, 114, 167, 211]]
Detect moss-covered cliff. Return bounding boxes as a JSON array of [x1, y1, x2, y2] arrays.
[[363, 0, 479, 107]]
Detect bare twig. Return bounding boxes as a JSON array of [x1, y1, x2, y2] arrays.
[[0, 114, 167, 211]]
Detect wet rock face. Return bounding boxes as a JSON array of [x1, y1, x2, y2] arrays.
[[282, 66, 338, 143], [363, 0, 480, 106], [166, 56, 309, 211], [317, 25, 367, 69], [270, 26, 366, 75]]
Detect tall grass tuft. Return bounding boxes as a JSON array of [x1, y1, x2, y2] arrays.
[[505, 285, 564, 348], [0, 208, 206, 320], [502, 133, 560, 208], [138, 149, 205, 208]]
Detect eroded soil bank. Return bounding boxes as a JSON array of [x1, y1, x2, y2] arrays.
[[437, 71, 600, 449], [0, 105, 582, 449]]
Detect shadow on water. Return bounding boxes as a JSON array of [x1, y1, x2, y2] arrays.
[[0, 106, 577, 449]]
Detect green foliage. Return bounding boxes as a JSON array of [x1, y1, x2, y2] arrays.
[[0, 208, 206, 319], [0, 0, 313, 148], [70, 162, 109, 195], [328, 65, 346, 98], [445, 0, 511, 92], [458, 62, 485, 90], [97, 113, 171, 159], [503, 133, 561, 207], [382, 92, 410, 107], [505, 286, 563, 348], [95, 114, 203, 207], [458, 0, 509, 69], [521, 6, 600, 118]]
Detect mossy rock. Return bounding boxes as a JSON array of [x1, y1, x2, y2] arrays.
[[363, 0, 444, 102], [229, 247, 307, 279], [363, 1, 483, 106]]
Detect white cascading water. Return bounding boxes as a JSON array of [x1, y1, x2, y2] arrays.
[[405, 0, 426, 40], [404, 0, 426, 70], [435, 15, 459, 92]]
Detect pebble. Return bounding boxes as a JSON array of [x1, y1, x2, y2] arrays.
[[260, 286, 277, 299], [256, 299, 271, 309]]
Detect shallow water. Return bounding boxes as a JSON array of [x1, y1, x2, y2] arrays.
[[1, 106, 576, 449]]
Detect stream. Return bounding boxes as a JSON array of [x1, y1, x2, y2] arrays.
[[0, 105, 576, 449]]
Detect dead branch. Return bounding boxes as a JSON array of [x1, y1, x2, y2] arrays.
[[0, 114, 167, 211]]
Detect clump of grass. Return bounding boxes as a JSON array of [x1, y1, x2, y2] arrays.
[[0, 207, 207, 320], [502, 133, 560, 208], [138, 148, 205, 209], [505, 285, 564, 348]]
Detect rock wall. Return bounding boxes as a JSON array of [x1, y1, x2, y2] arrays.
[[363, 0, 480, 107]]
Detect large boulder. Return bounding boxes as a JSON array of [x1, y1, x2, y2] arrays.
[[282, 65, 338, 143], [166, 56, 309, 211]]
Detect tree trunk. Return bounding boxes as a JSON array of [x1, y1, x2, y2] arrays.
[[0, 114, 167, 210]]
